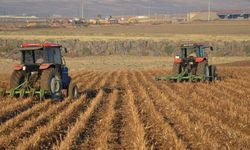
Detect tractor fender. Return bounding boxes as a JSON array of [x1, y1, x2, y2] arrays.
[[174, 58, 182, 63], [39, 63, 54, 70], [195, 57, 205, 63], [14, 64, 23, 71]]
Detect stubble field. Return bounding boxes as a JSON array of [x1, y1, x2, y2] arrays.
[[1, 21, 250, 41], [0, 60, 249, 149]]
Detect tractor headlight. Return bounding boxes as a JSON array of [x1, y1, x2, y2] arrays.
[[23, 66, 26, 71], [189, 62, 194, 65], [175, 56, 180, 59]]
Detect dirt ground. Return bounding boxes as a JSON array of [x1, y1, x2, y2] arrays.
[[0, 21, 250, 149], [2, 21, 250, 36], [0, 60, 249, 149], [1, 56, 250, 74], [1, 21, 250, 41]]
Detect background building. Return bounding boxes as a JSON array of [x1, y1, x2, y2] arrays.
[[187, 10, 250, 21], [216, 10, 250, 20], [187, 12, 219, 21]]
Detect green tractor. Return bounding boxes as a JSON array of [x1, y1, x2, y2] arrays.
[[0, 43, 79, 100], [156, 43, 221, 82]]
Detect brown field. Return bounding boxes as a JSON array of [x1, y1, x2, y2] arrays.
[[0, 58, 250, 149], [1, 56, 250, 74], [2, 21, 250, 36], [1, 21, 250, 149], [1, 21, 250, 41]]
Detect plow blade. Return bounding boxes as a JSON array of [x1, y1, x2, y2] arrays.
[[0, 89, 49, 99], [155, 75, 207, 82]]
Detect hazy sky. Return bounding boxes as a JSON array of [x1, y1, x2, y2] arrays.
[[0, 0, 250, 17]]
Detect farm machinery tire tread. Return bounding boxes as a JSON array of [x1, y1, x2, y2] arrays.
[[10, 71, 26, 88], [172, 63, 181, 75], [196, 61, 207, 76], [40, 68, 62, 94], [68, 80, 79, 99]]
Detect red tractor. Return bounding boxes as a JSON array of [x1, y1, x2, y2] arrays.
[[0, 43, 79, 100], [156, 43, 221, 82]]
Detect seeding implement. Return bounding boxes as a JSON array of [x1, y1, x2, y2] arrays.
[[156, 43, 220, 82], [0, 43, 79, 100]]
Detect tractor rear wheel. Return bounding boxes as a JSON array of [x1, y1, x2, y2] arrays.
[[41, 68, 62, 97], [172, 63, 181, 75], [196, 61, 208, 76], [68, 81, 79, 99], [10, 71, 26, 88]]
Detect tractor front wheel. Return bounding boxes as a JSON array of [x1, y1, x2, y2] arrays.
[[10, 71, 26, 88], [172, 63, 181, 75], [68, 81, 79, 99]]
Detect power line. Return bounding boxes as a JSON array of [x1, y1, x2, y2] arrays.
[[208, 0, 211, 21], [81, 0, 84, 18], [148, 0, 151, 17]]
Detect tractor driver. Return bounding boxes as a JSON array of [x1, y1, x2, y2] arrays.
[[35, 50, 44, 64], [188, 48, 197, 57]]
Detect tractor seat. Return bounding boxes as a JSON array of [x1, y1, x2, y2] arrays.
[[188, 53, 197, 57], [36, 58, 44, 64]]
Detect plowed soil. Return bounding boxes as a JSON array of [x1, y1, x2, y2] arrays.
[[0, 64, 250, 149]]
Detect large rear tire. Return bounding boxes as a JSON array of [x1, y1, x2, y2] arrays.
[[196, 61, 208, 76], [40, 68, 62, 98], [10, 71, 26, 88], [68, 80, 79, 99], [172, 63, 181, 75]]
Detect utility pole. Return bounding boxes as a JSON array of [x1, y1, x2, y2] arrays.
[[81, 0, 84, 18], [148, 0, 151, 17], [208, 0, 211, 21]]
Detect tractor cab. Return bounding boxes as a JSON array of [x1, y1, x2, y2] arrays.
[[21, 45, 62, 65], [15, 43, 66, 72], [175, 43, 213, 64]]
